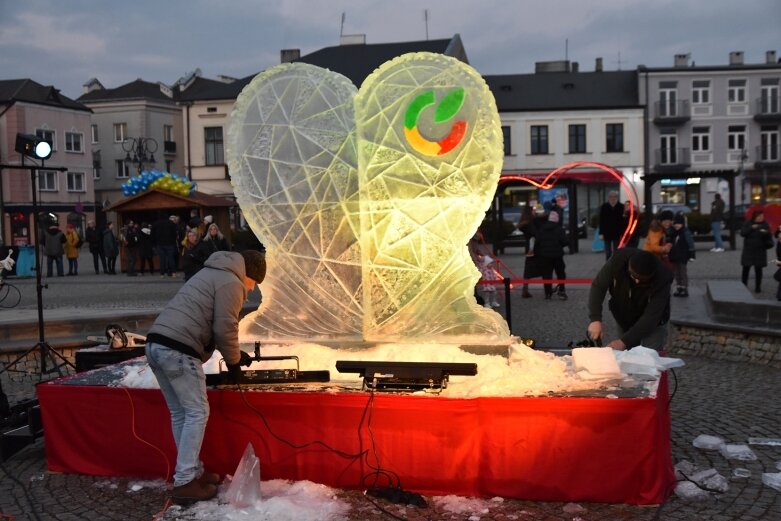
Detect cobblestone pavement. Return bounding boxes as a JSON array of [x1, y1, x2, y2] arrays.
[[1, 237, 780, 520]]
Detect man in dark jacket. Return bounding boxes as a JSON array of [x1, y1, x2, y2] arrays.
[[587, 248, 673, 351], [43, 221, 65, 277], [145, 250, 266, 505], [151, 215, 179, 277], [84, 220, 107, 274], [598, 191, 625, 259]]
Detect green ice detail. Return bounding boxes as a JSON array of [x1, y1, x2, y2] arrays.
[[434, 88, 465, 123], [404, 91, 436, 130]]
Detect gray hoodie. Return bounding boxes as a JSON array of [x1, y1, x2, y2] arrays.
[[148, 251, 248, 365]]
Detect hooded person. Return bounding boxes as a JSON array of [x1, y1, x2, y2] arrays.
[[145, 250, 267, 505], [587, 248, 673, 351]]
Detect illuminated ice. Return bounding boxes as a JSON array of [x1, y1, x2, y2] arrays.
[[228, 53, 509, 344]]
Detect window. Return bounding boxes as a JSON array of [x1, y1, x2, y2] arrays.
[[501, 126, 512, 156], [165, 159, 173, 172], [530, 125, 548, 154], [67, 172, 85, 192], [36, 170, 58, 191], [728, 125, 746, 151], [760, 126, 779, 161], [65, 131, 83, 153], [115, 159, 130, 178], [568, 124, 586, 153], [92, 150, 101, 179], [164, 125, 174, 142], [691, 126, 710, 152], [204, 126, 224, 165], [659, 87, 677, 117], [35, 129, 55, 150], [660, 131, 678, 164], [605, 123, 624, 153], [760, 80, 779, 114], [91, 124, 99, 143], [113, 123, 127, 143], [728, 79, 746, 103], [691, 80, 710, 104]]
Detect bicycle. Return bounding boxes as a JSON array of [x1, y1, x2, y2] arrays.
[[0, 249, 21, 308]]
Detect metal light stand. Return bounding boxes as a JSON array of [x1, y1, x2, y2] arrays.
[[0, 155, 75, 379]]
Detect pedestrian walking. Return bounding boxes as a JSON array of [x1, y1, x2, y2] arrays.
[[598, 191, 624, 259], [740, 207, 773, 293], [710, 193, 726, 252], [668, 214, 695, 297], [64, 223, 81, 276], [43, 219, 65, 277], [103, 222, 119, 275], [124, 221, 141, 276], [534, 208, 569, 300], [152, 214, 179, 277]]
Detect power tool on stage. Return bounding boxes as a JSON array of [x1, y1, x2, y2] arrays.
[[206, 341, 330, 386]]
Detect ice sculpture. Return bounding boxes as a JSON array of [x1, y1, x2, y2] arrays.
[[227, 52, 510, 344]]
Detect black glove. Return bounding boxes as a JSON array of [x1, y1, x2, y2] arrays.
[[225, 363, 242, 385], [238, 351, 253, 367]]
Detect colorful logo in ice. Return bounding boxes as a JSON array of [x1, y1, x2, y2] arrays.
[[403, 88, 467, 156]]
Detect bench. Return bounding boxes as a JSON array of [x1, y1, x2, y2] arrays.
[[707, 280, 781, 326]]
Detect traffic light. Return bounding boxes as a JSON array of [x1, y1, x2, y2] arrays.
[[15, 133, 52, 160]]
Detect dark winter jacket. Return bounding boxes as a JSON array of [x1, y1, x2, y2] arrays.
[[43, 226, 65, 257], [182, 242, 207, 281], [599, 201, 625, 240], [85, 225, 102, 254], [102, 228, 118, 258], [151, 218, 178, 247], [197, 235, 230, 258], [668, 227, 695, 264], [741, 220, 772, 267], [533, 220, 568, 259], [588, 248, 673, 348], [147, 251, 249, 365], [124, 226, 141, 249], [139, 229, 154, 258]]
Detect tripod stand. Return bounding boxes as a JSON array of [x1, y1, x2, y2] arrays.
[[0, 155, 74, 383]]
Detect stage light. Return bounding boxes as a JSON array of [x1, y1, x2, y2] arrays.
[[15, 133, 52, 160]]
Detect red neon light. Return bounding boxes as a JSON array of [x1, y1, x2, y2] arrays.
[[502, 162, 638, 249]]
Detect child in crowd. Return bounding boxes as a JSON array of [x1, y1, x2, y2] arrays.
[[668, 213, 695, 297]]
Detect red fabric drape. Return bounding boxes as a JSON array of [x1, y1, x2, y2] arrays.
[[38, 377, 674, 505]]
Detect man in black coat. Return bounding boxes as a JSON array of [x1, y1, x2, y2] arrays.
[[598, 191, 625, 259], [587, 248, 673, 351], [85, 220, 107, 274], [151, 215, 179, 277]]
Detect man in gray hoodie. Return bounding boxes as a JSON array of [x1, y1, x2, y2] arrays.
[[145, 249, 266, 505]]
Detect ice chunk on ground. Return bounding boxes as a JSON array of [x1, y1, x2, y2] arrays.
[[762, 472, 781, 492], [675, 481, 711, 500], [562, 502, 586, 513], [733, 468, 751, 479], [747, 437, 781, 446], [674, 460, 696, 480], [690, 469, 729, 493], [719, 443, 757, 461], [692, 434, 724, 450]]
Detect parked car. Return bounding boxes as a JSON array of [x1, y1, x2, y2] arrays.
[[651, 203, 692, 216]]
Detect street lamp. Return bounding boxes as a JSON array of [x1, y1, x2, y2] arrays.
[[122, 137, 157, 174]]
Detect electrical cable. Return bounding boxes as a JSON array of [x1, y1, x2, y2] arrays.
[[667, 368, 678, 408]]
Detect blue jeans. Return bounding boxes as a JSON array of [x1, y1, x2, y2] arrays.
[[145, 342, 209, 486], [711, 221, 724, 249]]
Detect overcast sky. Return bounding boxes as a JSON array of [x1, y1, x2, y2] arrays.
[[1, 0, 779, 100]]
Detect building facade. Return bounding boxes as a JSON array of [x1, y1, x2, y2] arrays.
[[0, 79, 94, 246], [640, 51, 781, 214], [78, 79, 184, 226]]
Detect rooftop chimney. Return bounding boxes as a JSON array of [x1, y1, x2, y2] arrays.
[[729, 51, 744, 65], [595, 57, 603, 72], [767, 50, 777, 64], [280, 49, 300, 63], [535, 60, 570, 73], [571, 61, 579, 73], [82, 77, 104, 94], [674, 54, 690, 67]]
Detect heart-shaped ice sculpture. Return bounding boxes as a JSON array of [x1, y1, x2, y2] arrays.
[[227, 52, 509, 344]]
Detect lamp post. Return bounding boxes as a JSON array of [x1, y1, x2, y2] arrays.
[[122, 137, 158, 174], [739, 148, 748, 205]]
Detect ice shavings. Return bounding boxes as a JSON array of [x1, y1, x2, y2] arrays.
[[116, 341, 682, 398], [764, 472, 781, 492], [719, 444, 757, 461], [614, 346, 685, 378]]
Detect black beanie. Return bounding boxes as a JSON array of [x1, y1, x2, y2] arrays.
[[659, 210, 674, 222], [673, 214, 686, 225], [628, 251, 657, 281]]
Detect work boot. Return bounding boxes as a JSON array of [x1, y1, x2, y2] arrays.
[[170, 479, 217, 506], [198, 471, 221, 486]]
